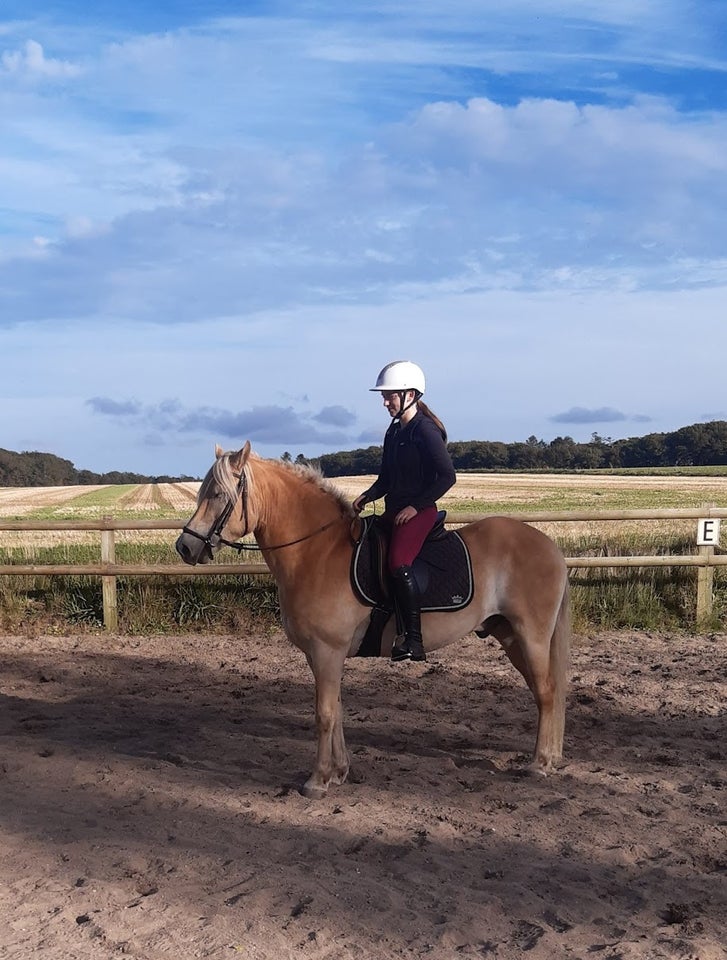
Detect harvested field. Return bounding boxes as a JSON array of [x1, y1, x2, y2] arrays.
[[2, 473, 726, 588], [3, 473, 727, 523], [333, 472, 727, 505], [117, 484, 200, 512], [118, 484, 159, 511], [0, 484, 198, 549], [0, 628, 724, 960], [0, 486, 108, 518], [0, 483, 200, 523], [159, 483, 200, 511]]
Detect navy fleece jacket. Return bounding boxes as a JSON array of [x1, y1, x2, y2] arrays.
[[362, 411, 456, 514]]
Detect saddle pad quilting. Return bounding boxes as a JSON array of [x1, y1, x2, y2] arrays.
[[351, 518, 474, 612]]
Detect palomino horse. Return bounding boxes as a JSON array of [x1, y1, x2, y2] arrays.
[[176, 443, 570, 799]]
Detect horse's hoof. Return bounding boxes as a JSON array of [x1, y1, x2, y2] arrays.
[[529, 760, 552, 777], [300, 779, 328, 800]]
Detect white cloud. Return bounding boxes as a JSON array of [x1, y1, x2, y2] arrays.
[[395, 96, 727, 190], [1, 39, 82, 78]]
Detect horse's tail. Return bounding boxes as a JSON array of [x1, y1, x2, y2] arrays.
[[549, 576, 571, 760]]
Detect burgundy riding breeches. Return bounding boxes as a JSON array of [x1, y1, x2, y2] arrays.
[[384, 505, 438, 572]]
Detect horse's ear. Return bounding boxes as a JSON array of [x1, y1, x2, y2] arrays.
[[229, 440, 251, 472], [215, 444, 224, 459]]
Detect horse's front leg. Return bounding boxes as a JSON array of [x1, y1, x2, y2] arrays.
[[302, 644, 349, 799]]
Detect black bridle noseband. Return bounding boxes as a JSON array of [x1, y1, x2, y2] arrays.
[[181, 468, 340, 557]]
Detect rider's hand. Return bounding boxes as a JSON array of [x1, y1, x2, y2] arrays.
[[353, 495, 368, 514], [394, 506, 418, 525]]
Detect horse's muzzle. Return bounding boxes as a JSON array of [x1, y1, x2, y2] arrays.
[[175, 532, 212, 565]]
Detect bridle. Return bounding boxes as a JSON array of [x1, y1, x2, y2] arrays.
[[181, 468, 341, 557]]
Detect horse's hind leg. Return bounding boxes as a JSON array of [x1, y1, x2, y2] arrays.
[[302, 645, 349, 799], [487, 603, 569, 772]]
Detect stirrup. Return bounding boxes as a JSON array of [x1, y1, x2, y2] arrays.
[[391, 637, 426, 663]]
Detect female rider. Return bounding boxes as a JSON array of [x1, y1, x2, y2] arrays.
[[353, 361, 456, 662]]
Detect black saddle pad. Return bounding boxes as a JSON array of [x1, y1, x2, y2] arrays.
[[351, 515, 474, 612]]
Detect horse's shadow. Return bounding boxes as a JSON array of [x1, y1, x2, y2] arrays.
[[3, 642, 719, 796], [1, 648, 514, 787]]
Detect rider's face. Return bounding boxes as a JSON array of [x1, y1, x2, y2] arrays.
[[381, 390, 414, 417], [381, 391, 400, 416]]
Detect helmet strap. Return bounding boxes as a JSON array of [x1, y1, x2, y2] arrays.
[[394, 390, 419, 421]]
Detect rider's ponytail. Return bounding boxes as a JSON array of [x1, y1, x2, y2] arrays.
[[417, 400, 447, 442]]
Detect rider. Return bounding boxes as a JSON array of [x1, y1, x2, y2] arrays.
[[353, 361, 456, 662]]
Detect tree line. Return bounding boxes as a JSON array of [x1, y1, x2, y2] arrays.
[[0, 448, 195, 487], [315, 420, 727, 476], [4, 420, 727, 487]]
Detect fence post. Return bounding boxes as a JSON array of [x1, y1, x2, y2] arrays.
[[696, 545, 714, 623], [696, 504, 717, 625], [101, 516, 118, 632]]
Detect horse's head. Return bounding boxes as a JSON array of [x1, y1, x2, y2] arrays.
[[175, 441, 253, 565]]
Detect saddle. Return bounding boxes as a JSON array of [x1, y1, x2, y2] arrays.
[[351, 512, 474, 657]]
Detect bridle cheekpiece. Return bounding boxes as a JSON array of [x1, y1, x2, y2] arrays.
[[181, 468, 250, 558]]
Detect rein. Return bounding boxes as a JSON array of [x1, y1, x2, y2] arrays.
[[182, 467, 341, 556]]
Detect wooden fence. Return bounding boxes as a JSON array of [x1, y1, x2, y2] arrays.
[[1, 507, 726, 631]]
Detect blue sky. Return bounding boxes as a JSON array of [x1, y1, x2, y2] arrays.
[[1, 1, 726, 476]]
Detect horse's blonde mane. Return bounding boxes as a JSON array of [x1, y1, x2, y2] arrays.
[[198, 453, 242, 504], [279, 458, 353, 514], [199, 449, 353, 516]]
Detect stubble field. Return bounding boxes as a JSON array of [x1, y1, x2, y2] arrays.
[[4, 472, 727, 520], [2, 471, 727, 539]]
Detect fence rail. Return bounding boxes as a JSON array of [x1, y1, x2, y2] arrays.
[[1, 508, 723, 631]]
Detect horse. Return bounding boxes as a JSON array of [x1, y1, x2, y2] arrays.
[[175, 442, 571, 799]]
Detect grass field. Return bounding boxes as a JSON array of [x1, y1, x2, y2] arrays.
[[1, 471, 726, 634]]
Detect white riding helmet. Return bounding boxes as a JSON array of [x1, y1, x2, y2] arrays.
[[370, 360, 426, 395]]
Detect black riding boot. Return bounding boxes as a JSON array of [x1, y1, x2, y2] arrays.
[[390, 565, 426, 662]]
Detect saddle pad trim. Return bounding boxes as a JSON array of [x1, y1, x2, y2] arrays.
[[350, 520, 381, 608]]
